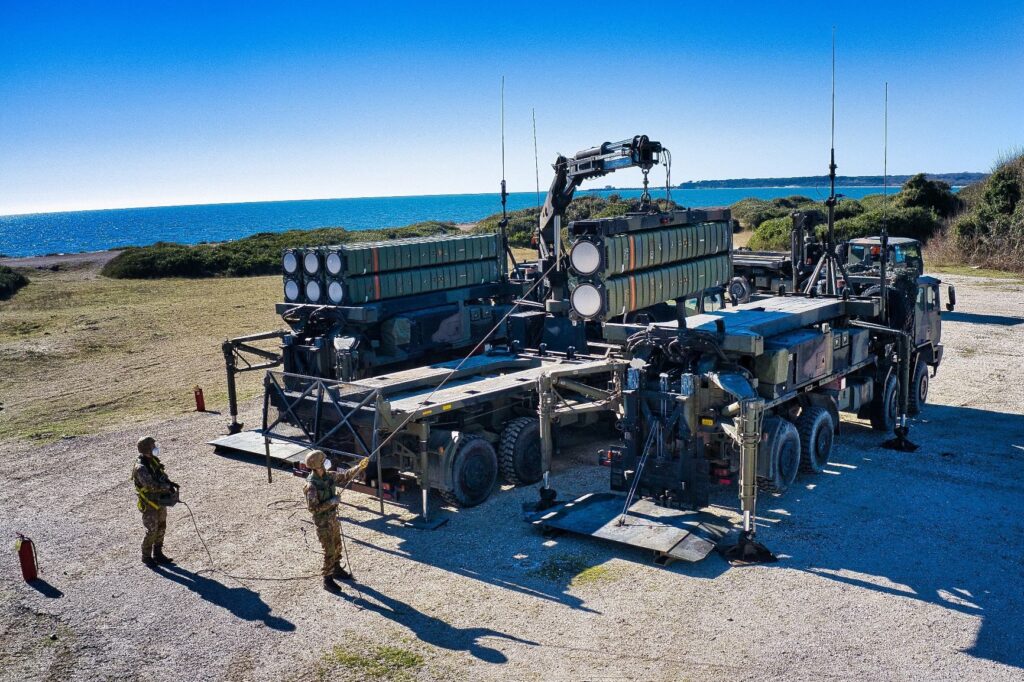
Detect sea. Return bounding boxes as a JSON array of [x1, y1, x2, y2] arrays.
[[0, 186, 894, 258]]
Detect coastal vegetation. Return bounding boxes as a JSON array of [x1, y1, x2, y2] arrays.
[[746, 174, 962, 251], [101, 221, 456, 279], [0, 265, 30, 300], [678, 172, 985, 189], [929, 150, 1024, 273]]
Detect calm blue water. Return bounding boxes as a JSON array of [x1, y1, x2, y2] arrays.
[[0, 186, 892, 258]]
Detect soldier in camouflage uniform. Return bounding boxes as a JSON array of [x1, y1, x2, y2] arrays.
[[132, 435, 179, 568], [303, 449, 363, 591]]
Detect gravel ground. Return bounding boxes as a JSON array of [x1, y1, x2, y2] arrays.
[[2, 273, 1023, 681]]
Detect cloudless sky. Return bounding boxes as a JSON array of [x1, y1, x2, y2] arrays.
[[1, 1, 1021, 215]]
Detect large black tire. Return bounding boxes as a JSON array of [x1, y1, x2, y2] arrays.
[[907, 358, 929, 416], [498, 417, 543, 485], [438, 435, 498, 508], [757, 419, 801, 495], [729, 276, 753, 304], [869, 374, 898, 432], [797, 406, 834, 474]]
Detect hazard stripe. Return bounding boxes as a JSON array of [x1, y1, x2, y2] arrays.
[[374, 275, 381, 300], [372, 247, 380, 272], [629, 235, 636, 272], [630, 275, 636, 311]]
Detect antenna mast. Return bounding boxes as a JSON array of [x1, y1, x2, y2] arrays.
[[499, 77, 515, 272], [804, 27, 847, 296], [879, 82, 890, 323], [532, 108, 541, 208]]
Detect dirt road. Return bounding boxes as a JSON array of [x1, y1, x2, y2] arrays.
[[1, 273, 1023, 681]]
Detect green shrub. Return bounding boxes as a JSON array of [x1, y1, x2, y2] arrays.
[[102, 221, 456, 279], [894, 173, 962, 217], [0, 265, 30, 300], [748, 217, 794, 250], [730, 198, 788, 229], [833, 206, 940, 242]]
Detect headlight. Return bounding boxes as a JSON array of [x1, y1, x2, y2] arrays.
[[570, 283, 603, 319], [327, 280, 344, 304], [282, 250, 298, 275], [303, 251, 320, 275], [284, 278, 300, 301], [305, 279, 322, 302], [325, 251, 343, 276], [569, 240, 601, 276]]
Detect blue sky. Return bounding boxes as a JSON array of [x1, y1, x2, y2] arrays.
[[1, 1, 1021, 215]]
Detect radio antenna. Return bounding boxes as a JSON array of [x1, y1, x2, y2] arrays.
[[532, 108, 541, 208], [879, 82, 890, 324], [803, 26, 847, 297], [499, 77, 515, 271]]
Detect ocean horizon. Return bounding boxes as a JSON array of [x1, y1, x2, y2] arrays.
[[1, 186, 899, 258]]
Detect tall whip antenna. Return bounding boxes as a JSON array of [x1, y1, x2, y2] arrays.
[[883, 82, 889, 225], [826, 26, 838, 294], [803, 26, 847, 297], [499, 76, 515, 271], [879, 81, 890, 324], [532, 108, 541, 208]]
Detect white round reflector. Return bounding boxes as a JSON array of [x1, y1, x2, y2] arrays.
[[284, 279, 300, 301], [569, 240, 601, 276], [328, 280, 344, 304], [305, 279, 322, 302], [571, 283, 603, 319], [282, 251, 298, 274], [303, 251, 320, 275], [325, 252, 343, 275]]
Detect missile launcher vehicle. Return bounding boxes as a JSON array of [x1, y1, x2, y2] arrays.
[[213, 133, 954, 562]]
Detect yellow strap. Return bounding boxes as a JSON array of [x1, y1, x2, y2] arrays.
[[136, 488, 160, 510]]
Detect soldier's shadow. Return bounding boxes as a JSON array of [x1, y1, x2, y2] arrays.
[[155, 564, 295, 632], [340, 583, 537, 663]]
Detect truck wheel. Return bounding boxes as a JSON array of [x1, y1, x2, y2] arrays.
[[498, 417, 543, 485], [729, 276, 753, 304], [439, 435, 498, 508], [869, 374, 898, 432], [797, 407, 834, 474], [757, 419, 801, 495], [908, 360, 929, 416]]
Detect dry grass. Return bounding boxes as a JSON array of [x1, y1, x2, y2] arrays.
[[0, 260, 280, 442]]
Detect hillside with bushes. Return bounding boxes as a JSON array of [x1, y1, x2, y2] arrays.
[[0, 265, 30, 299], [745, 174, 962, 251], [101, 221, 456, 279]]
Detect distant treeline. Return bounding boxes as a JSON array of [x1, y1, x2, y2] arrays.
[[678, 173, 986, 189]]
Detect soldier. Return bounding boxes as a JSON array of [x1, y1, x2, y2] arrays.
[[132, 435, 179, 568], [303, 449, 363, 591]]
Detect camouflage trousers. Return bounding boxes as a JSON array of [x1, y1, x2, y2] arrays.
[[313, 513, 343, 576], [141, 506, 167, 556]]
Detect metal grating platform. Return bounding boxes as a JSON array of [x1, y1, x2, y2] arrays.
[[527, 492, 733, 564]]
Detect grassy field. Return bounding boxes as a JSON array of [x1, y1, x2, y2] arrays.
[[0, 260, 281, 442], [0, 250, 540, 443]]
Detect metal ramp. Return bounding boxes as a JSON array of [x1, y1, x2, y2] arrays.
[[209, 430, 309, 465], [527, 492, 733, 564]]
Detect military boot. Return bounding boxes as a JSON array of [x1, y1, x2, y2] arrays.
[[142, 550, 157, 568], [153, 545, 175, 565], [322, 576, 340, 592], [333, 565, 353, 581]]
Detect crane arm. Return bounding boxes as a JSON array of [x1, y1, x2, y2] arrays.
[[536, 135, 663, 256]]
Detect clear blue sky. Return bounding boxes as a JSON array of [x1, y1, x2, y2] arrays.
[[1, 1, 1021, 215]]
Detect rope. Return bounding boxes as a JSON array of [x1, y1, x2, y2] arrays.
[[179, 499, 323, 583]]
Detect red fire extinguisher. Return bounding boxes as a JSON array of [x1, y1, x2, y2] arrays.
[[193, 385, 206, 412], [15, 533, 38, 582]]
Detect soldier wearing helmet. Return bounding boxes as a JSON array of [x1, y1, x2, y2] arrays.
[[303, 449, 364, 591], [132, 435, 179, 568]]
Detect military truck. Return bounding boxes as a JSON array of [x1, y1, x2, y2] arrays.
[[212, 133, 954, 561]]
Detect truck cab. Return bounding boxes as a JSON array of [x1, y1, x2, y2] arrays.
[[843, 237, 925, 276]]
